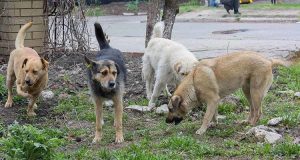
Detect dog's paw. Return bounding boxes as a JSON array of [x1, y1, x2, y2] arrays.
[[4, 101, 13, 108], [195, 128, 207, 135], [148, 103, 156, 110], [92, 136, 102, 143], [115, 135, 124, 143], [33, 103, 38, 109], [27, 111, 36, 117]]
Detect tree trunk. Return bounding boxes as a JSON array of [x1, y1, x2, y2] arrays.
[[162, 0, 178, 39], [145, 0, 161, 47]]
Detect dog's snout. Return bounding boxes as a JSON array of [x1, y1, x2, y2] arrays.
[[25, 79, 31, 85], [174, 117, 183, 125], [109, 81, 115, 88], [166, 118, 174, 124]]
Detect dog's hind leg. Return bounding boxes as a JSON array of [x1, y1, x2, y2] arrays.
[[249, 73, 273, 125], [242, 83, 253, 124], [92, 96, 103, 143], [5, 74, 15, 108], [142, 59, 154, 100], [112, 93, 124, 143], [148, 74, 167, 109]]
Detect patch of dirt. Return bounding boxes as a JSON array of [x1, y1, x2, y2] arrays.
[[0, 52, 152, 126]]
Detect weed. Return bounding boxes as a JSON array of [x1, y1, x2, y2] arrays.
[[0, 74, 6, 99], [126, 0, 139, 13], [127, 97, 149, 106], [0, 122, 64, 160], [86, 7, 104, 16]]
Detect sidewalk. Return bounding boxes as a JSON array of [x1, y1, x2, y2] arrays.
[[176, 9, 300, 23]]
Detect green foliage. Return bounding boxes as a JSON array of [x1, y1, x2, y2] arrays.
[[218, 103, 236, 115], [85, 7, 104, 17], [0, 74, 6, 99], [54, 93, 95, 122], [0, 123, 64, 160], [126, 0, 139, 12], [242, 2, 300, 10], [127, 97, 149, 106]]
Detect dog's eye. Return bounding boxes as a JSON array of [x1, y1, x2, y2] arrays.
[[33, 70, 38, 74], [101, 71, 108, 76], [112, 71, 117, 75], [25, 70, 29, 73]]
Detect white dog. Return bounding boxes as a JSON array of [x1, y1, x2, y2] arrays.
[[142, 22, 198, 109]]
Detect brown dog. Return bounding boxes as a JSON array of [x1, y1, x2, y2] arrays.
[[5, 22, 49, 116], [166, 51, 290, 135]]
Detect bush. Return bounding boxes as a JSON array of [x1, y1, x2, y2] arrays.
[[0, 122, 64, 160]]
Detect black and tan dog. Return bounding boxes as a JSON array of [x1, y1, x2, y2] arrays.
[[166, 51, 291, 135], [85, 23, 127, 143], [5, 22, 49, 116]]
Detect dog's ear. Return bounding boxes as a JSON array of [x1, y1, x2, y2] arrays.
[[22, 58, 28, 68], [171, 95, 182, 109], [41, 58, 49, 70], [174, 62, 182, 73], [84, 56, 96, 69]]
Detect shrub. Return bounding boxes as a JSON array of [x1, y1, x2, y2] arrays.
[[0, 122, 64, 160]]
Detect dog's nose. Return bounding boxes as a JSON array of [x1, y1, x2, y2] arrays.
[[109, 81, 115, 88], [25, 80, 31, 85]]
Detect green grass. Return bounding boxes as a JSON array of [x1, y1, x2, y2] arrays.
[[85, 7, 104, 17], [242, 2, 300, 10], [179, 0, 206, 13], [1, 61, 299, 159]]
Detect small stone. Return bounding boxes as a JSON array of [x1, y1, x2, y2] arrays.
[[267, 117, 283, 126], [125, 105, 151, 112], [75, 137, 82, 142], [278, 90, 294, 94], [41, 90, 54, 100], [58, 93, 71, 100], [220, 95, 240, 106], [217, 115, 226, 120], [155, 104, 169, 114], [293, 137, 300, 144], [246, 125, 282, 144], [104, 100, 114, 107], [294, 92, 300, 98]]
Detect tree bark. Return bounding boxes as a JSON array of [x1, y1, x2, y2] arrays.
[[162, 0, 178, 39], [145, 0, 161, 47]]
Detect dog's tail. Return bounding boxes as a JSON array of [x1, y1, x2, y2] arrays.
[[151, 22, 164, 39], [15, 22, 33, 49], [271, 59, 292, 68], [94, 22, 110, 49]]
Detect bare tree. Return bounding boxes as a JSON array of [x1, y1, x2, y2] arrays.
[[145, 0, 161, 47], [162, 0, 179, 39], [145, 0, 179, 47]]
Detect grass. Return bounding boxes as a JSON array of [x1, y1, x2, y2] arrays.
[[179, 0, 206, 13], [0, 61, 299, 159], [241, 2, 300, 10], [85, 7, 104, 17]]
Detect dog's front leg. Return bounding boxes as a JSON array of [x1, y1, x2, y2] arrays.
[[27, 95, 38, 116], [5, 75, 15, 108], [112, 94, 124, 143], [16, 83, 31, 98], [196, 99, 219, 135], [92, 96, 103, 143]]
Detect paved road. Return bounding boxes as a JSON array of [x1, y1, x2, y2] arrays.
[[88, 16, 300, 59]]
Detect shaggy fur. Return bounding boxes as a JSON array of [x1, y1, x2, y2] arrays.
[[85, 23, 126, 143], [142, 22, 198, 109]]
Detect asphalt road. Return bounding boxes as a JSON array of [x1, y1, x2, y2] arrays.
[[88, 15, 300, 59]]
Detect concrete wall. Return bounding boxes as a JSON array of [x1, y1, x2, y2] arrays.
[[0, 0, 47, 58]]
